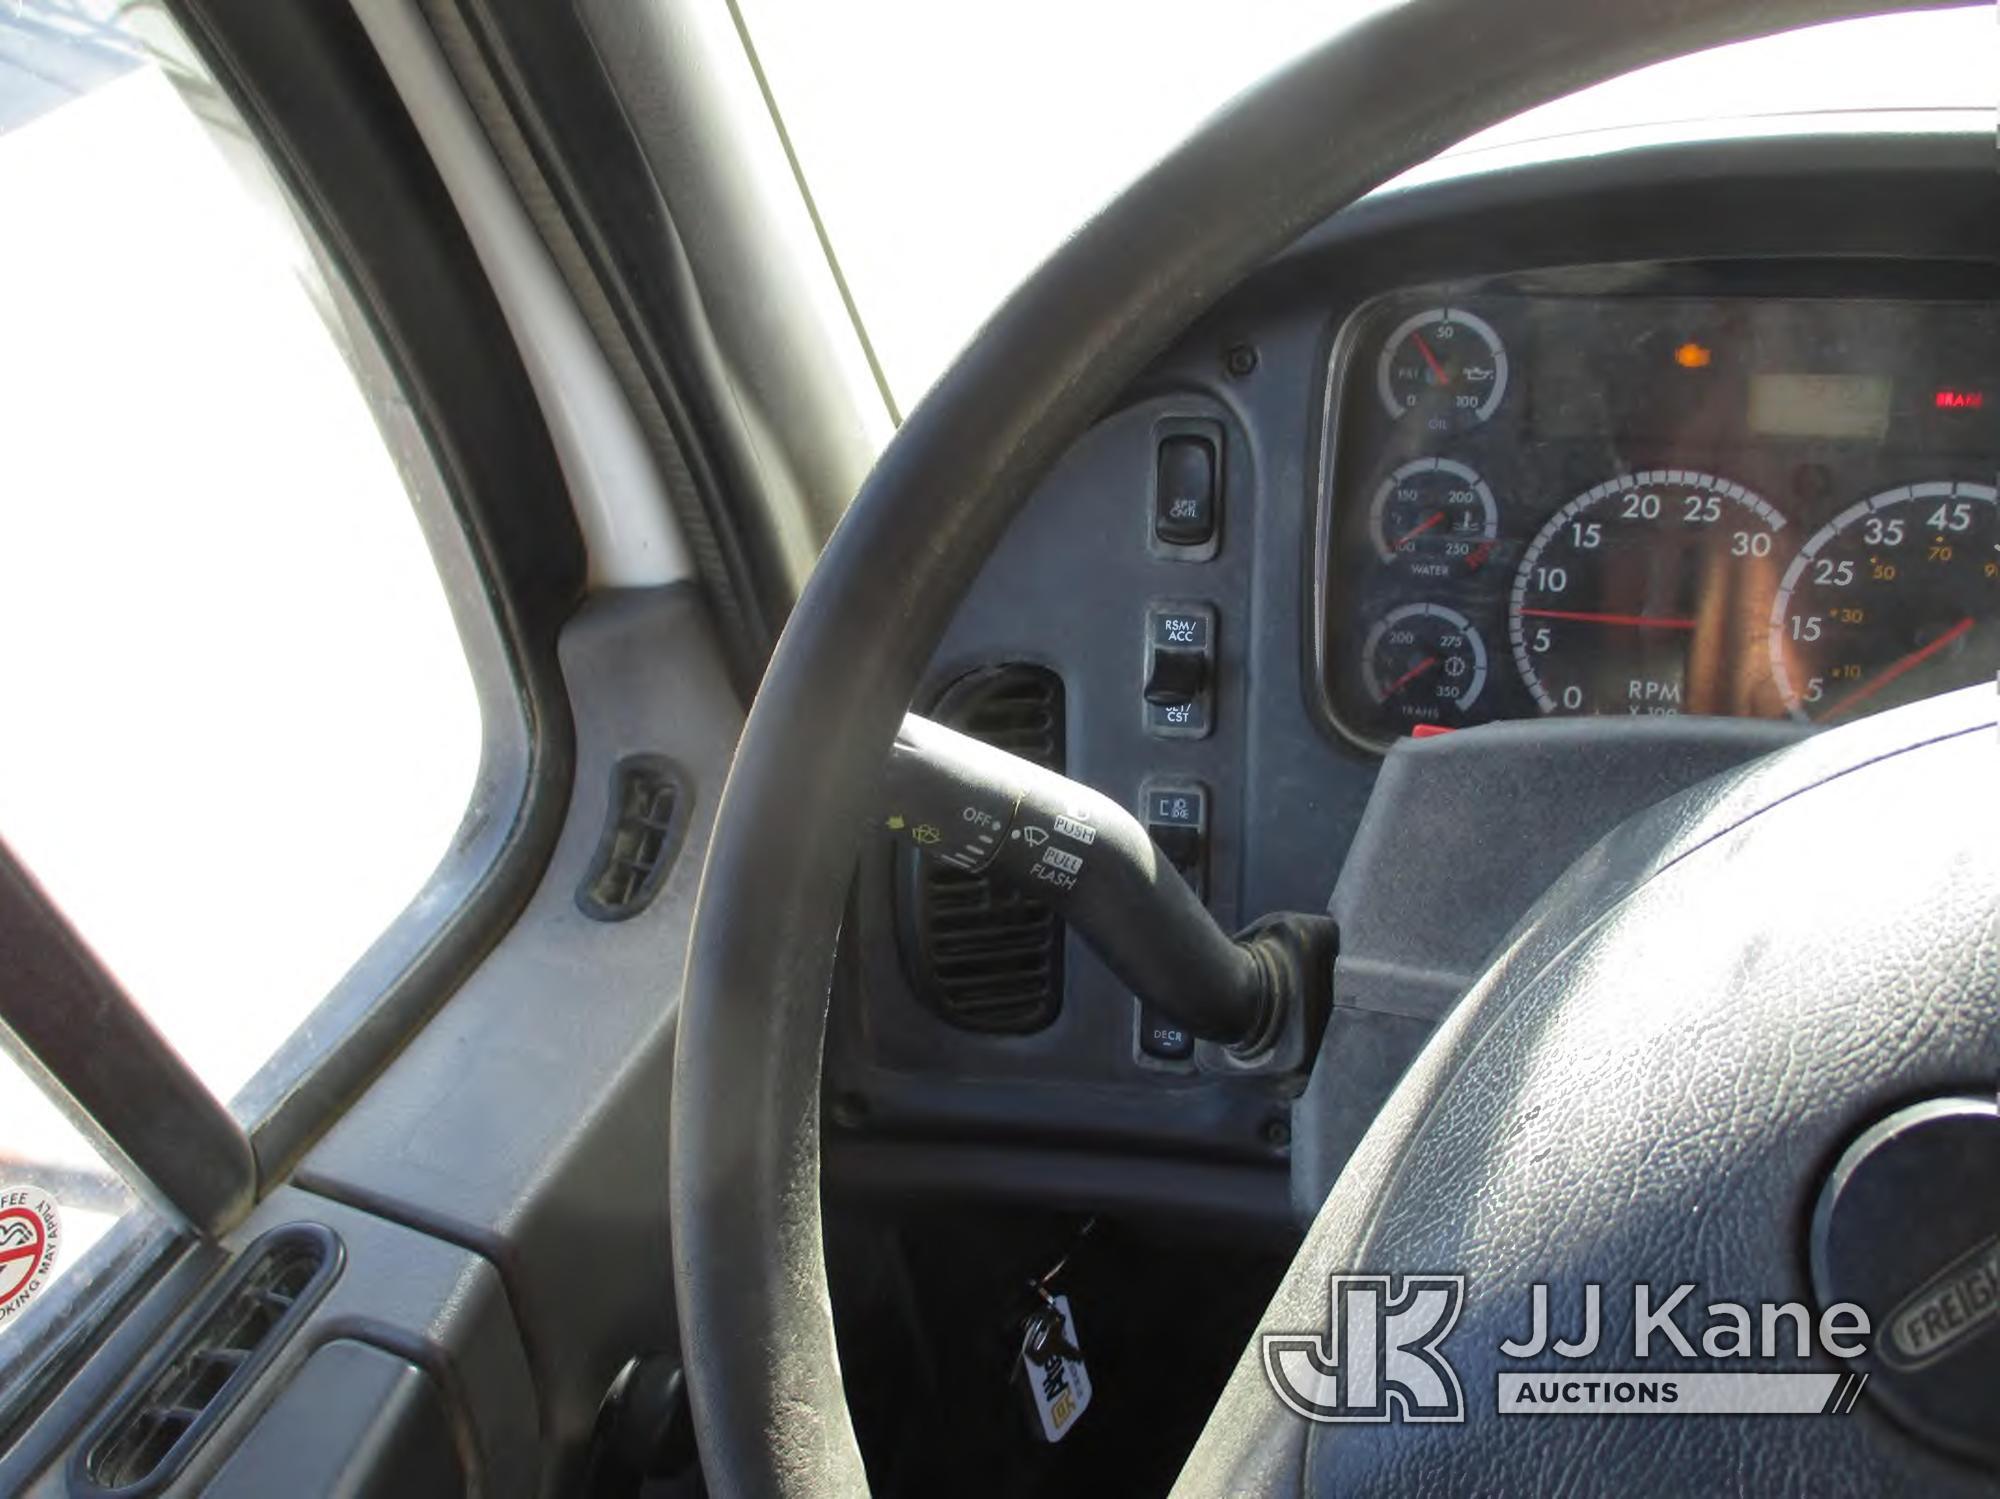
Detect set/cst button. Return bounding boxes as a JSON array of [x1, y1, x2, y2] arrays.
[[1144, 603, 1215, 738]]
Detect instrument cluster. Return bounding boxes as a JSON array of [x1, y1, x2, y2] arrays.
[[1316, 273, 2000, 748]]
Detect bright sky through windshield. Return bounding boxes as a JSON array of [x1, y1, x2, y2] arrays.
[[736, 3, 1993, 410]]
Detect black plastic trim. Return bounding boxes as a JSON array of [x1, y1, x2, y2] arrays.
[[823, 1138, 1296, 1245], [1273, 123, 2000, 285], [0, 1220, 205, 1465], [71, 1223, 344, 1498]]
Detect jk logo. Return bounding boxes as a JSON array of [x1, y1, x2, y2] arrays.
[[1262, 1274, 1466, 1423]]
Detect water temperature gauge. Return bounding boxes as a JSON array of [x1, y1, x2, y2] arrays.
[[1370, 457, 1500, 574], [1359, 601, 1490, 731]]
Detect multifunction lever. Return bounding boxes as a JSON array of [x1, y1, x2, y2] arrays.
[[878, 714, 1330, 1059]]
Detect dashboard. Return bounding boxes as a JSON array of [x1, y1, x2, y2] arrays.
[[1318, 273, 2000, 748], [827, 124, 2000, 1229]]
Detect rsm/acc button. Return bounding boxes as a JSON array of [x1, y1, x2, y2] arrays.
[[1143, 603, 1215, 739]]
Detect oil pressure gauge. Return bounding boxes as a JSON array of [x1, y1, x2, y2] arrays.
[[1376, 307, 1509, 430], [1360, 601, 1489, 731]]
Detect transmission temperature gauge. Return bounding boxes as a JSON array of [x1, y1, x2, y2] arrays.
[[1360, 601, 1490, 731]]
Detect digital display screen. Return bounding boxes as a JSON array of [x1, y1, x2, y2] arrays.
[[1748, 373, 1891, 440]]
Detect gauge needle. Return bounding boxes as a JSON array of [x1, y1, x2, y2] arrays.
[[1412, 333, 1451, 388], [1815, 616, 1975, 723], [1518, 607, 1698, 630], [1393, 511, 1447, 550], [1383, 655, 1439, 697]]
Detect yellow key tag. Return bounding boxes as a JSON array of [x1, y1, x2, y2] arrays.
[[1021, 1294, 1093, 1443]]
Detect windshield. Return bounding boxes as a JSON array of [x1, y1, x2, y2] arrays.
[[735, 3, 1993, 409]]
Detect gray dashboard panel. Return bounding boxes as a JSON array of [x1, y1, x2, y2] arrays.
[[832, 378, 1371, 1174], [828, 124, 2000, 1212], [3, 591, 739, 1496], [294, 587, 742, 1488], [1293, 714, 1803, 1218], [200, 1339, 461, 1498], [18, 1187, 536, 1497], [1329, 715, 1806, 1025]]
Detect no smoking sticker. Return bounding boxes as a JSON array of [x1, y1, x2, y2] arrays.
[[0, 1186, 61, 1323]]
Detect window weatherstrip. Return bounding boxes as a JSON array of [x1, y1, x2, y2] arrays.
[[0, 841, 255, 1240], [350, 0, 693, 590]]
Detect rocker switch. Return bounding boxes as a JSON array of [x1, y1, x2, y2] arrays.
[[1143, 647, 1208, 705], [1143, 782, 1208, 900], [1143, 604, 1215, 739], [1154, 435, 1217, 547]]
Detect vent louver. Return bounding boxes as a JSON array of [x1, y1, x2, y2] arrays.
[[576, 755, 686, 922], [79, 1224, 340, 1496], [899, 666, 1066, 1034]]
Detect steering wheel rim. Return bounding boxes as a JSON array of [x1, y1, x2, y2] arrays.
[[668, 3, 1925, 1493]]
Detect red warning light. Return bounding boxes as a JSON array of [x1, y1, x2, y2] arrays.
[[1934, 388, 1985, 411], [1673, 342, 1713, 370]]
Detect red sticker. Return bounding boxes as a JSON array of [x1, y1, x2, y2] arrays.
[[0, 1187, 62, 1322]]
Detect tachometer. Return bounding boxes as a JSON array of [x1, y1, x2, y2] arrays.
[[1510, 470, 1786, 716], [1360, 602, 1489, 730], [1376, 308, 1508, 431], [1769, 480, 2000, 723], [1369, 458, 1499, 574]]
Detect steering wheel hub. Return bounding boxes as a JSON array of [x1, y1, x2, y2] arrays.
[[1815, 1096, 2000, 1469]]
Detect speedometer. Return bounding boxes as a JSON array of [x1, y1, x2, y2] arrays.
[[1510, 470, 1787, 716], [1769, 480, 2000, 723]]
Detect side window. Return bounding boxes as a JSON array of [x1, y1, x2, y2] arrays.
[[0, 3, 492, 1387]]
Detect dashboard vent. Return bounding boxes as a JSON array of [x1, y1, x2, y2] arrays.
[[576, 754, 687, 922], [79, 1224, 341, 1496], [899, 665, 1066, 1035]]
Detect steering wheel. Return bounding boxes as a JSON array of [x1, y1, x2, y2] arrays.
[[670, 1, 1995, 1494]]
